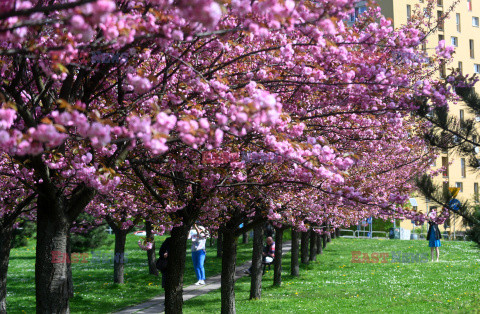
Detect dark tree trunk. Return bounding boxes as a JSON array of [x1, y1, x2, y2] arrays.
[[35, 195, 71, 314], [164, 224, 189, 314], [322, 233, 327, 249], [301, 230, 310, 264], [221, 229, 237, 314], [249, 223, 263, 300], [290, 229, 299, 277], [242, 231, 248, 244], [331, 229, 336, 239], [335, 228, 341, 238], [316, 232, 322, 255], [146, 221, 159, 276], [217, 231, 223, 258], [309, 230, 317, 262], [66, 231, 74, 299], [273, 228, 283, 286], [0, 224, 13, 314], [112, 229, 128, 284], [327, 231, 331, 242]]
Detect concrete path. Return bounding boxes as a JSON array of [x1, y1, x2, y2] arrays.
[[114, 242, 292, 314]]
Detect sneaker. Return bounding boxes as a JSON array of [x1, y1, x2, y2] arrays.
[[199, 280, 205, 285], [195, 280, 203, 286]]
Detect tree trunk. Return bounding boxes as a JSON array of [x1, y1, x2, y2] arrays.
[[309, 230, 317, 262], [35, 195, 71, 314], [327, 230, 331, 243], [301, 230, 310, 264], [146, 221, 159, 276], [221, 229, 237, 314], [249, 223, 263, 300], [316, 232, 322, 255], [242, 231, 248, 244], [322, 233, 328, 249], [273, 228, 283, 286], [290, 229, 299, 277], [331, 229, 336, 239], [217, 231, 223, 258], [164, 224, 189, 314], [335, 228, 341, 238], [113, 229, 128, 284], [66, 231, 74, 299], [0, 224, 13, 314]]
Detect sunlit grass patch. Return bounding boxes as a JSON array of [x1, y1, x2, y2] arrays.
[[6, 234, 253, 313], [183, 238, 480, 313]]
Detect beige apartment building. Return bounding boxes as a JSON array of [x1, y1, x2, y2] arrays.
[[352, 0, 480, 235]]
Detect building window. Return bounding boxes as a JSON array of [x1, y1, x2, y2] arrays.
[[475, 183, 479, 202], [437, 0, 443, 6], [439, 61, 446, 78], [438, 34, 444, 42], [407, 5, 411, 20], [468, 0, 472, 11], [422, 41, 427, 51], [456, 13, 461, 32], [474, 17, 480, 27], [473, 135, 477, 143], [451, 36, 458, 47], [350, 6, 367, 22], [355, 6, 367, 18], [432, 158, 437, 167], [438, 11, 444, 31], [475, 64, 480, 74], [442, 156, 448, 177], [443, 182, 450, 195], [460, 109, 465, 127], [424, 8, 430, 18], [470, 39, 475, 58], [455, 182, 463, 192], [458, 61, 463, 73], [461, 158, 466, 177]]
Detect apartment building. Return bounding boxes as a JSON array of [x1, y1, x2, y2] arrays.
[[353, 0, 480, 235]]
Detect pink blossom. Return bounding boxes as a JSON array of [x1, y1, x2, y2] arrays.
[[0, 109, 16, 129], [127, 74, 152, 93]]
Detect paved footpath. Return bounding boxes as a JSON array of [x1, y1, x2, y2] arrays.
[[114, 241, 291, 314]]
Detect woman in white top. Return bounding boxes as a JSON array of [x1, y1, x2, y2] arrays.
[[188, 224, 207, 285]]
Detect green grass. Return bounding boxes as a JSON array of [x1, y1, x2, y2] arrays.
[[183, 238, 480, 313], [6, 234, 253, 313]]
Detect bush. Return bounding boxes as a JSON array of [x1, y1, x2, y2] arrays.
[[12, 219, 36, 248], [70, 213, 113, 252], [466, 207, 480, 246]]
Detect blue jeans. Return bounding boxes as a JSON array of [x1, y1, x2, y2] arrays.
[[192, 250, 206, 280]]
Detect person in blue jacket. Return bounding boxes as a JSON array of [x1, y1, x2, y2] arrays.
[[426, 209, 442, 262]]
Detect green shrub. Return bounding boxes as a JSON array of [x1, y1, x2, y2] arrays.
[[466, 207, 480, 246], [70, 213, 113, 252], [12, 219, 36, 248]]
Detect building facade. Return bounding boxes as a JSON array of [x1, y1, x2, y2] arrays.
[[361, 0, 480, 235]]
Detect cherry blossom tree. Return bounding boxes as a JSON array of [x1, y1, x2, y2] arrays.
[[0, 0, 462, 313]]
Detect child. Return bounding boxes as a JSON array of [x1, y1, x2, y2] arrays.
[[426, 209, 442, 262]]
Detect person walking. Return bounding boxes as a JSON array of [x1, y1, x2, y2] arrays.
[[189, 224, 207, 285], [426, 209, 442, 262], [157, 237, 171, 289]]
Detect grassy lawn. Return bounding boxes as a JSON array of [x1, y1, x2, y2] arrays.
[[183, 238, 480, 313], [6, 233, 253, 313]]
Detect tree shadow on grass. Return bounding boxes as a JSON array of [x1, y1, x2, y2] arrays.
[[9, 255, 35, 261]]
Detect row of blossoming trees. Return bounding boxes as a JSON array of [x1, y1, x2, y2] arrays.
[[0, 0, 460, 313]]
